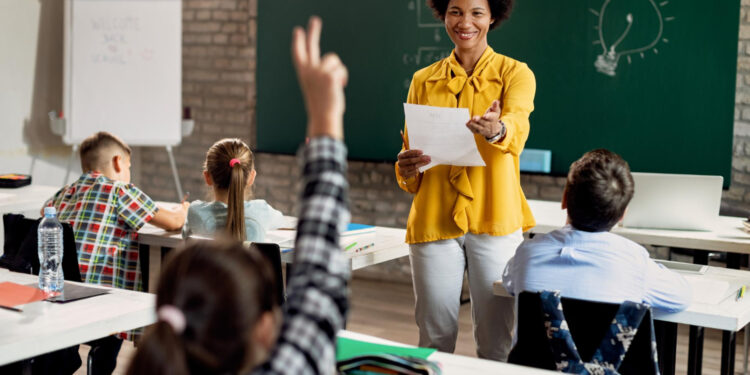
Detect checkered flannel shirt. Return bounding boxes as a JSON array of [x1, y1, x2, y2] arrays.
[[45, 171, 158, 292], [251, 137, 351, 375]]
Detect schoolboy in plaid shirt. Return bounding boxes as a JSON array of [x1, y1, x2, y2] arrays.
[[44, 131, 188, 374]]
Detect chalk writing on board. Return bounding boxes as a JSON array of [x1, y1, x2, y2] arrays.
[[591, 0, 673, 76], [404, 1, 452, 88]]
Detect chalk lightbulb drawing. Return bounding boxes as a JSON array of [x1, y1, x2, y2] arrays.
[[590, 0, 674, 76]]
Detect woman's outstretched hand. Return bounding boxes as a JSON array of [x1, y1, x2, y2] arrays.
[[466, 100, 503, 139]]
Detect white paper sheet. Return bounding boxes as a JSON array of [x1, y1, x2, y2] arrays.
[[403, 103, 486, 172], [683, 274, 732, 305]]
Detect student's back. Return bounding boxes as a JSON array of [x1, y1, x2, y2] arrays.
[[504, 225, 690, 312], [47, 171, 156, 290], [502, 149, 691, 313], [187, 199, 283, 242]]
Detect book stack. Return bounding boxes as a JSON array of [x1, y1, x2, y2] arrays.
[[341, 223, 376, 253]]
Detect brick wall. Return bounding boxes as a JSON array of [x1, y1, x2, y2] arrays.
[[726, 3, 750, 210], [136, 1, 750, 282]]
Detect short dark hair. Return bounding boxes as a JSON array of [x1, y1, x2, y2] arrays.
[[427, 0, 514, 30], [79, 131, 132, 172], [565, 149, 634, 232]]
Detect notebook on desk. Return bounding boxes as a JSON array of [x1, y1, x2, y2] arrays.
[[622, 173, 723, 231]]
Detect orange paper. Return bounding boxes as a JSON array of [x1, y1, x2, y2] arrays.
[[0, 282, 48, 307]]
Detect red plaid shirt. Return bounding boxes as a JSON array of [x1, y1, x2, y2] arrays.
[[45, 172, 158, 292]]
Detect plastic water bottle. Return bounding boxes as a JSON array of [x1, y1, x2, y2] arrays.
[[38, 207, 64, 293]]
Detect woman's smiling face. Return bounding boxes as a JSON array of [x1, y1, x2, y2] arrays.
[[444, 0, 494, 53]]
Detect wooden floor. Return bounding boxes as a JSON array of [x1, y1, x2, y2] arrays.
[[85, 277, 749, 375]]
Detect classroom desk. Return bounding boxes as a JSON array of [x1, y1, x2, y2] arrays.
[[494, 261, 750, 375], [0, 269, 155, 365], [137, 224, 409, 293], [0, 185, 59, 255], [338, 330, 558, 374]]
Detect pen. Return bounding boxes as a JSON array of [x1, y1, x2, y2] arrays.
[[181, 192, 190, 203], [0, 305, 22, 312], [737, 285, 746, 301], [344, 242, 358, 251]]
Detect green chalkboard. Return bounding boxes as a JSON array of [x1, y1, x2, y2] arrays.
[[257, 0, 738, 184]]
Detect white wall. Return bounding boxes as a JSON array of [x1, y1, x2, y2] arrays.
[[0, 0, 80, 188]]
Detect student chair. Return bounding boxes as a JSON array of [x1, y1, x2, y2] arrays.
[[1, 213, 82, 283], [247, 242, 285, 305], [508, 291, 660, 375]]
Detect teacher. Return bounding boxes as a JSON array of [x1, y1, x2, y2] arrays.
[[395, 0, 535, 360]]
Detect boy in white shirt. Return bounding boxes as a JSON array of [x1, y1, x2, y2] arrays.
[[503, 149, 691, 312]]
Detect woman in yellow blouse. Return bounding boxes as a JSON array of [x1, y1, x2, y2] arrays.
[[395, 0, 535, 360]]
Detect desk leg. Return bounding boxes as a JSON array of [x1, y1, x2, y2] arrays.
[[148, 245, 162, 293], [655, 321, 678, 375], [721, 330, 737, 375], [687, 326, 704, 375], [728, 253, 742, 270]]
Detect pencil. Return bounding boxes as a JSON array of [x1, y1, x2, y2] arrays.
[[400, 130, 409, 150]]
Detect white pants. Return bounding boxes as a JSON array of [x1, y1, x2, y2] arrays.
[[409, 231, 522, 360]]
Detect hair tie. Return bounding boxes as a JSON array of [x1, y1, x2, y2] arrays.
[[157, 305, 186, 334], [229, 158, 241, 167]]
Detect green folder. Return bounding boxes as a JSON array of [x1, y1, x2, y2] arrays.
[[336, 337, 437, 361]]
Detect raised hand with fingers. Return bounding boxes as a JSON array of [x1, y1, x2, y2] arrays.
[[291, 16, 348, 140], [466, 99, 505, 140]]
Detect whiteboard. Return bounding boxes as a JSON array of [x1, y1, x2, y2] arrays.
[[64, 0, 181, 146]]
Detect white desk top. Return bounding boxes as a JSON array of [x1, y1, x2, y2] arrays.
[[0, 270, 156, 365], [493, 264, 750, 332], [528, 199, 750, 254], [138, 224, 409, 272], [0, 185, 58, 215], [339, 330, 557, 374]]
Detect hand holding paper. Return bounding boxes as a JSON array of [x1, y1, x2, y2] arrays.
[[403, 103, 486, 172]]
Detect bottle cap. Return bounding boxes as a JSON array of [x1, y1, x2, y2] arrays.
[[43, 207, 56, 217]]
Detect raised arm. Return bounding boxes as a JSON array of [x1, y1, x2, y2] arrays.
[[252, 16, 350, 375]]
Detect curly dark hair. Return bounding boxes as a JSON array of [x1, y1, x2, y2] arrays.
[[427, 0, 514, 30]]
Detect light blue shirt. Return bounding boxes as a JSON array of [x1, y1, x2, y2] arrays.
[[186, 199, 284, 242], [502, 225, 691, 313]]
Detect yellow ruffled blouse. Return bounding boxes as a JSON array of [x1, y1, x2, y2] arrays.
[[396, 47, 536, 244]]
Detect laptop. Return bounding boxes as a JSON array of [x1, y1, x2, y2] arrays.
[[622, 173, 723, 231]]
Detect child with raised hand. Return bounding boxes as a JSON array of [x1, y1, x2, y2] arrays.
[[186, 138, 284, 242], [127, 15, 350, 375]]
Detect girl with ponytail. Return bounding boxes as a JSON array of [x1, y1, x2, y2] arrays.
[[185, 138, 283, 241], [126, 241, 280, 375]]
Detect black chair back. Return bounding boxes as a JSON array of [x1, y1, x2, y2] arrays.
[[1, 213, 82, 282], [249, 242, 285, 304], [508, 291, 658, 375]]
